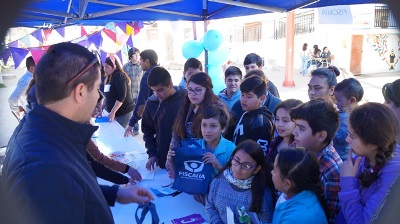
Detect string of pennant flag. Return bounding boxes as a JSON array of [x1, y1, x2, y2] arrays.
[[0, 21, 144, 69]]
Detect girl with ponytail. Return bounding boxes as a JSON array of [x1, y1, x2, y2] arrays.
[[271, 147, 328, 224], [335, 102, 400, 224]]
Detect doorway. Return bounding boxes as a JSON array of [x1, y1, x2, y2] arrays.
[[350, 35, 363, 75]]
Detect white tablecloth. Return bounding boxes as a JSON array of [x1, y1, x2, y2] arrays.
[[93, 120, 208, 223]]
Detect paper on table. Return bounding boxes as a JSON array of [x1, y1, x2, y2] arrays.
[[109, 151, 155, 179], [226, 207, 235, 224]]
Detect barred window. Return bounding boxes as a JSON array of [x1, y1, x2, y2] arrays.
[[374, 6, 398, 28]]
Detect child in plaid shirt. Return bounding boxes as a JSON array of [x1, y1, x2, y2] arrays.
[[290, 99, 343, 224]]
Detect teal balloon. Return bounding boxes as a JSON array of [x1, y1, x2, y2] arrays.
[[208, 44, 230, 66], [207, 65, 225, 94], [203, 30, 224, 51], [182, 40, 204, 59]]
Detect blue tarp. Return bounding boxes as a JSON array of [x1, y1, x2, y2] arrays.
[[14, 0, 384, 27]]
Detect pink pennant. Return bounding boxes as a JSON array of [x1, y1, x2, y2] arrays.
[[117, 34, 129, 46], [30, 48, 46, 64], [102, 28, 117, 43], [43, 29, 53, 42], [81, 25, 87, 36]]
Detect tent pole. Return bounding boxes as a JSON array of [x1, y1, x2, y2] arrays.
[[283, 10, 295, 87], [203, 0, 208, 73]]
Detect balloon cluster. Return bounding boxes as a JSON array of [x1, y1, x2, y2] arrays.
[[182, 29, 230, 94]]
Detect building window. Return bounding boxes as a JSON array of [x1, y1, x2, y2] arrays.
[[374, 6, 398, 28], [244, 22, 262, 42], [274, 11, 314, 39]]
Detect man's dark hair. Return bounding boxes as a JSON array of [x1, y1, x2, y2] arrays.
[[224, 66, 242, 80], [147, 66, 171, 87], [290, 99, 339, 145], [240, 75, 266, 98], [35, 42, 100, 105], [25, 56, 35, 69], [140, 49, 158, 66], [184, 58, 203, 72], [243, 53, 262, 67], [128, 47, 140, 59], [335, 78, 364, 102]]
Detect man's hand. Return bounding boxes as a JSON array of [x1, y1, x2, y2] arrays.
[[124, 125, 134, 137], [116, 185, 154, 204], [108, 111, 116, 122], [127, 166, 142, 181], [146, 157, 158, 171]]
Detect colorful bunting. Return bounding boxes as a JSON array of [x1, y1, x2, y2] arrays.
[[55, 27, 65, 38], [126, 35, 133, 49], [9, 47, 30, 69], [0, 48, 11, 65], [81, 24, 87, 36], [29, 47, 46, 64], [31, 29, 43, 43], [102, 28, 116, 43], [87, 32, 103, 48], [126, 24, 133, 36], [76, 39, 88, 48], [115, 22, 126, 32], [20, 36, 31, 48], [117, 34, 129, 46], [8, 41, 18, 48], [116, 51, 123, 65], [43, 29, 53, 42], [105, 22, 118, 34], [99, 49, 108, 64]]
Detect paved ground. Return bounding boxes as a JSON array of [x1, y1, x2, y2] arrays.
[[0, 66, 399, 148]]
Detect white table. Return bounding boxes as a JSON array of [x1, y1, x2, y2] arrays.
[[93, 120, 208, 223]]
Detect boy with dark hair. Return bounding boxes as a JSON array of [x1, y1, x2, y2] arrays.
[[230, 69, 281, 120], [232, 75, 274, 155], [178, 57, 203, 88], [290, 99, 342, 224], [218, 65, 242, 110], [123, 47, 142, 135], [143, 66, 185, 170], [333, 78, 364, 160], [243, 53, 280, 98], [124, 49, 158, 137]]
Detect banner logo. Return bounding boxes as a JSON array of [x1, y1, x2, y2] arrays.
[[184, 160, 204, 172]]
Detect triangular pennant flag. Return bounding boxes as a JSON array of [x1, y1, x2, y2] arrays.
[[30, 47, 46, 64], [0, 48, 11, 65], [31, 29, 43, 43], [9, 47, 30, 69], [104, 22, 118, 34], [99, 49, 107, 64], [116, 51, 123, 65], [117, 34, 129, 46], [115, 22, 126, 33], [20, 35, 31, 48], [133, 21, 144, 35], [43, 29, 53, 42], [126, 23, 133, 36], [81, 25, 87, 36], [8, 41, 18, 48], [55, 27, 65, 38], [102, 28, 117, 43], [87, 32, 103, 49], [76, 39, 88, 47], [126, 35, 133, 49]]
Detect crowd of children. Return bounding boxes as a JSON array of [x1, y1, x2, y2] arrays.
[[159, 53, 399, 224], [11, 47, 400, 223]]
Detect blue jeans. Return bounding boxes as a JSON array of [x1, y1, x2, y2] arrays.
[[115, 111, 133, 129], [301, 58, 308, 75]]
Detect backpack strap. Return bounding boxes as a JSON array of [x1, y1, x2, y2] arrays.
[[135, 202, 160, 224]]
